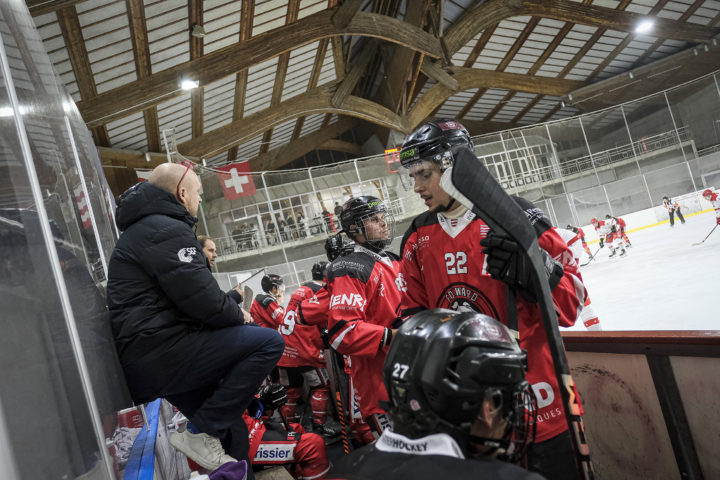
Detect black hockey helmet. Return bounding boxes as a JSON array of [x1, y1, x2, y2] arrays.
[[384, 309, 536, 462], [261, 273, 284, 293], [311, 261, 328, 281], [340, 196, 395, 250], [398, 119, 473, 190], [324, 233, 353, 261], [605, 214, 612, 219]]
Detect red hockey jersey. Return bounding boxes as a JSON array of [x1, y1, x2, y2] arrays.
[[278, 282, 326, 368], [400, 203, 585, 442], [251, 294, 285, 330], [323, 245, 403, 417]]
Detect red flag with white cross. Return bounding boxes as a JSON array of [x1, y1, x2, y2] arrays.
[[217, 162, 256, 200]]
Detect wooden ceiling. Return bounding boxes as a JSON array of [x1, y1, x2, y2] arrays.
[[27, 0, 720, 194]]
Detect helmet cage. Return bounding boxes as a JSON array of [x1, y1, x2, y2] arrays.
[[398, 148, 454, 191], [341, 198, 395, 250]]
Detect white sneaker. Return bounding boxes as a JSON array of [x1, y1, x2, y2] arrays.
[[169, 429, 236, 471]]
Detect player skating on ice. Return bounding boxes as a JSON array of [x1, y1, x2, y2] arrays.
[[397, 119, 586, 479], [590, 217, 625, 258], [565, 225, 592, 257], [662, 196, 685, 227], [605, 214, 631, 248], [330, 310, 545, 480], [555, 227, 602, 331], [702, 189, 720, 225]]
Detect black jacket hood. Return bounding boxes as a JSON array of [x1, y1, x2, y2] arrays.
[[115, 182, 197, 231]]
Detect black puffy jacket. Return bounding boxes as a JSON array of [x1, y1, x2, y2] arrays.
[[107, 182, 243, 362]]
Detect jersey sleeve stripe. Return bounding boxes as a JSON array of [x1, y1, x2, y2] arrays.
[[331, 324, 356, 350]]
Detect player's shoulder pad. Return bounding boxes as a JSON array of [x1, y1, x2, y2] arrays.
[[400, 211, 439, 254], [256, 293, 276, 309], [301, 281, 322, 294], [327, 250, 375, 283], [511, 195, 552, 238]]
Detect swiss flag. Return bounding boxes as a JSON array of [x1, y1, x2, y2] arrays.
[[74, 185, 92, 229], [217, 162, 256, 200], [136, 170, 151, 182]]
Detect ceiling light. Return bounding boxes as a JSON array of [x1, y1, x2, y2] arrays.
[[635, 19, 654, 34], [0, 105, 29, 116], [191, 25, 206, 38], [181, 79, 199, 90]]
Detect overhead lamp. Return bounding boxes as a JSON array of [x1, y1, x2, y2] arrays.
[[0, 105, 29, 116], [629, 72, 634, 79], [181, 79, 199, 90], [635, 19, 654, 34], [191, 24, 206, 38]]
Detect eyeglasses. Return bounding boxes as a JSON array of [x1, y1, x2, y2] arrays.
[[175, 160, 196, 200]]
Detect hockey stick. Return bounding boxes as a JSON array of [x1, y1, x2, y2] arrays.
[[243, 285, 254, 311], [441, 148, 594, 479], [325, 349, 353, 454], [692, 224, 718, 246], [580, 247, 601, 267]]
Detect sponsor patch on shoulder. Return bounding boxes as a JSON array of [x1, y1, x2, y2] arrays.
[[177, 247, 197, 263]]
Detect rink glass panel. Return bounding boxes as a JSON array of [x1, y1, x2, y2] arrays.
[[0, 2, 129, 479]]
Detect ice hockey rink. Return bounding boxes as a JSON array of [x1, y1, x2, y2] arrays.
[[566, 211, 719, 331]]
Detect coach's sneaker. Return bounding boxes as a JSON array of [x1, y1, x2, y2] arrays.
[[169, 428, 236, 471]]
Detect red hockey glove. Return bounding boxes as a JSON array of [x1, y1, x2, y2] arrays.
[[480, 233, 564, 303], [716, 217, 720, 225]]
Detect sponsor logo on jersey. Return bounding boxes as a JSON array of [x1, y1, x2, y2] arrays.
[[395, 273, 407, 292], [253, 443, 295, 463], [436, 282, 500, 319], [177, 247, 197, 263], [330, 293, 366, 310]]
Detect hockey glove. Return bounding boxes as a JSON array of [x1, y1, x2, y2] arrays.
[[259, 383, 288, 410], [599, 237, 604, 248], [716, 217, 720, 226], [480, 233, 564, 303]]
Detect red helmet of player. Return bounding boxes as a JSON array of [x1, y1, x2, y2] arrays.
[[702, 189, 713, 199], [590, 218, 599, 225]]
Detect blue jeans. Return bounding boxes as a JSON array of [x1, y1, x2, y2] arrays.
[[164, 325, 284, 470]]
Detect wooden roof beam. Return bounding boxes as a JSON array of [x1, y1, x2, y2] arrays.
[[26, 0, 82, 17], [189, 0, 204, 139], [317, 138, 362, 155], [226, 0, 254, 164], [255, 117, 357, 171], [178, 86, 408, 158], [292, 38, 329, 141], [77, 10, 443, 129], [444, 0, 718, 56], [56, 5, 110, 146], [408, 68, 583, 128], [332, 39, 377, 107], [126, 0, 161, 151]]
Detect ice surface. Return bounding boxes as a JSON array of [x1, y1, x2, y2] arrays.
[[566, 211, 720, 331]]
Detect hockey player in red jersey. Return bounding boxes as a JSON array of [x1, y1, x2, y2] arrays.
[[565, 225, 592, 257], [591, 217, 626, 257], [555, 227, 601, 331], [277, 262, 339, 439], [245, 384, 330, 480], [330, 310, 544, 480], [605, 214, 631, 248], [251, 274, 286, 329], [398, 119, 586, 480], [702, 189, 720, 225], [322, 196, 403, 438]]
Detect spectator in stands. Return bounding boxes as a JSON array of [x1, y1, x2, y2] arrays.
[[286, 214, 296, 240], [662, 196, 685, 227], [265, 216, 277, 245], [296, 210, 306, 238], [277, 214, 289, 241], [231, 224, 243, 251], [321, 207, 332, 233], [107, 163, 284, 475]]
